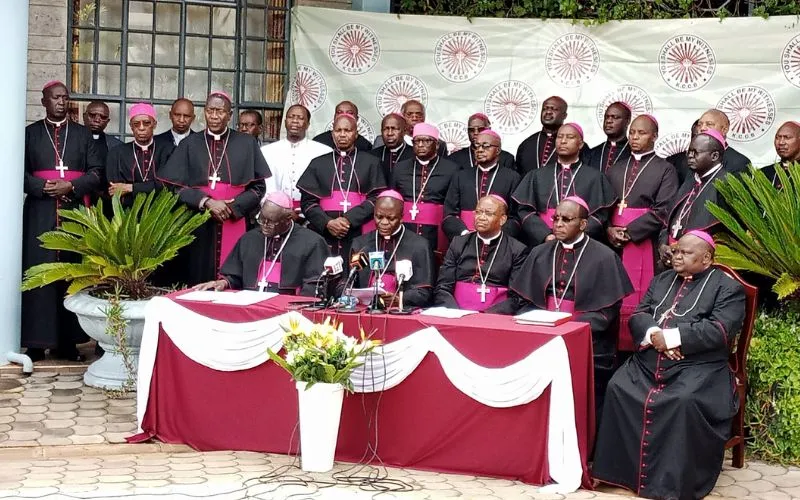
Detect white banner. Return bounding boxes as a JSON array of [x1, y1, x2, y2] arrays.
[[286, 7, 800, 166]]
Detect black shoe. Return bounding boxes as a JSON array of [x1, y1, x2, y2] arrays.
[[25, 348, 45, 362], [54, 347, 87, 362]]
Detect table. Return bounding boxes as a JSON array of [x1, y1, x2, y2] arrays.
[[131, 292, 595, 491]]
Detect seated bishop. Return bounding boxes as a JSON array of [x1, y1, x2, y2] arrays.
[[434, 195, 527, 311], [592, 230, 745, 500], [194, 192, 328, 295], [491, 196, 633, 418], [346, 190, 435, 309]]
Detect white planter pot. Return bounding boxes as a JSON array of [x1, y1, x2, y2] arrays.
[[64, 292, 150, 390], [296, 381, 345, 472]]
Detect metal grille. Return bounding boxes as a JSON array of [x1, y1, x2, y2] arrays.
[[67, 0, 291, 141]]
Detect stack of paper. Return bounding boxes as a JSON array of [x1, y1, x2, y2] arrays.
[[175, 290, 277, 306], [514, 309, 572, 326], [419, 307, 479, 319]]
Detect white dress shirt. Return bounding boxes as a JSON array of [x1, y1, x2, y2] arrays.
[[262, 138, 332, 201]]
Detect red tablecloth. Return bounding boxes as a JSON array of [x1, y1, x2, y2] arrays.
[[131, 294, 594, 488]]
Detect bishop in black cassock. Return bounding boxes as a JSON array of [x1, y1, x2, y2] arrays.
[[298, 113, 386, 258], [369, 113, 413, 183], [435, 196, 527, 311], [588, 102, 632, 173], [313, 101, 373, 152], [593, 232, 744, 500], [23, 81, 104, 360], [442, 130, 521, 239], [697, 110, 751, 175], [158, 91, 269, 286], [512, 123, 615, 247], [515, 97, 589, 176], [195, 192, 328, 296], [390, 123, 460, 254], [448, 112, 514, 171], [761, 121, 800, 188], [491, 197, 633, 420], [347, 192, 435, 309]]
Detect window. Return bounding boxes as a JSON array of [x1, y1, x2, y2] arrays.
[[67, 0, 290, 141]]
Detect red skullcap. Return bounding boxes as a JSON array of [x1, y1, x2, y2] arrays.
[[700, 128, 727, 149], [263, 191, 293, 209], [469, 112, 490, 123], [128, 102, 156, 120], [562, 123, 584, 140], [686, 230, 716, 249], [478, 129, 502, 143], [488, 194, 508, 206], [563, 196, 589, 212], [208, 90, 232, 103]]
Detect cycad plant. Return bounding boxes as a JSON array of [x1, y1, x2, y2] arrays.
[[706, 161, 800, 299], [21, 190, 209, 300]]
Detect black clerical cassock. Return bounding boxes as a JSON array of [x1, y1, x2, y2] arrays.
[[298, 150, 386, 258], [442, 164, 521, 239], [23, 119, 104, 350], [434, 232, 527, 311], [588, 138, 631, 173], [490, 235, 633, 416], [348, 226, 435, 308], [607, 153, 679, 351], [158, 128, 269, 285], [670, 147, 751, 185], [515, 130, 590, 176], [369, 143, 413, 184], [593, 266, 745, 500], [661, 164, 729, 246], [390, 156, 460, 254], [512, 161, 615, 247], [106, 141, 171, 208], [448, 146, 515, 171], [219, 223, 328, 295]]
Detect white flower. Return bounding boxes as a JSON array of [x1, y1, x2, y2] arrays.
[[285, 351, 296, 365]]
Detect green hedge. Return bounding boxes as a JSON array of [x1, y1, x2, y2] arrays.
[[398, 0, 800, 23], [746, 308, 800, 463]]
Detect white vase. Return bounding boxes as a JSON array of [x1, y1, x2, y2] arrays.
[[296, 381, 345, 472], [63, 292, 149, 390]]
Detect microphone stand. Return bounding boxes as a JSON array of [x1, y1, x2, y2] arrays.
[[338, 267, 360, 313], [303, 272, 330, 310], [367, 264, 384, 314], [388, 278, 413, 315]]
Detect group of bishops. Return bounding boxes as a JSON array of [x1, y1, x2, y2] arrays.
[[23, 79, 800, 500]]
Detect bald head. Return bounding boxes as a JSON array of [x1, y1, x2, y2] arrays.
[[476, 195, 507, 216], [84, 101, 111, 133], [541, 96, 568, 129], [335, 101, 359, 118], [376, 196, 403, 213], [698, 109, 730, 136]]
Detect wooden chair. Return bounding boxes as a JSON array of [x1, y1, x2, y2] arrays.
[[716, 263, 758, 468]]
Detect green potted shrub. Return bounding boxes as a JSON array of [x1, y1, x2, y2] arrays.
[[707, 161, 800, 462], [21, 190, 209, 389]]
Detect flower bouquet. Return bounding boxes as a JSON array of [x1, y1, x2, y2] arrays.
[[267, 315, 381, 472]]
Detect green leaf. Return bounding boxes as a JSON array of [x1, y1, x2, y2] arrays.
[[774, 274, 800, 300]]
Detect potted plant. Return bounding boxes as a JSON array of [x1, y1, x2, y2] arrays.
[[268, 315, 381, 472], [21, 190, 209, 390], [707, 161, 800, 462]]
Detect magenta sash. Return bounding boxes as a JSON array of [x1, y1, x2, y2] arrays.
[[368, 272, 398, 295], [319, 192, 375, 234], [611, 207, 654, 351], [199, 183, 246, 269], [546, 297, 575, 314], [460, 210, 476, 231], [453, 281, 508, 312], [538, 208, 557, 229], [403, 201, 447, 253], [33, 170, 91, 207], [254, 261, 300, 295], [292, 200, 301, 210]]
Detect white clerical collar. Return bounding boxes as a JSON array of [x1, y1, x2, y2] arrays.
[[478, 231, 501, 245], [632, 150, 654, 161], [390, 144, 404, 153], [558, 160, 578, 169], [46, 117, 68, 127], [383, 225, 404, 240], [560, 232, 585, 250], [478, 162, 498, 172], [135, 139, 154, 151], [288, 136, 305, 147], [172, 129, 190, 139], [416, 157, 431, 166], [695, 162, 723, 183], [92, 134, 100, 140], [206, 129, 227, 141]]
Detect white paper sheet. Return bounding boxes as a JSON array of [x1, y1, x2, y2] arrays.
[[514, 310, 572, 325], [210, 291, 278, 306], [419, 307, 479, 319], [174, 291, 221, 302], [350, 287, 388, 304]]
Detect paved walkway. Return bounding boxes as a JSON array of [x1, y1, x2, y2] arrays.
[[1, 371, 799, 498]]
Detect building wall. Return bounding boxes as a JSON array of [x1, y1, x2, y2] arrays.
[[24, 0, 351, 124]]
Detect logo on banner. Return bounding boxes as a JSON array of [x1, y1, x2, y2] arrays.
[[325, 116, 376, 143], [288, 65, 327, 113], [375, 74, 429, 117], [655, 131, 692, 159], [434, 31, 488, 83], [717, 86, 776, 142], [328, 23, 380, 75], [438, 121, 470, 154], [483, 81, 538, 134], [545, 33, 600, 88], [658, 34, 716, 91], [781, 35, 800, 88], [596, 85, 653, 128]]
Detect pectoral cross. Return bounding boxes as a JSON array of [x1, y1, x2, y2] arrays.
[[617, 199, 627, 216], [657, 308, 673, 325], [257, 279, 269, 292], [477, 283, 490, 303], [409, 204, 420, 221], [671, 220, 682, 238], [339, 198, 351, 211], [56, 161, 69, 179], [209, 172, 221, 190]]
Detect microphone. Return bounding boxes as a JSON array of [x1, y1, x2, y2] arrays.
[[322, 256, 344, 277], [339, 248, 369, 307], [368, 251, 385, 271], [389, 259, 413, 314]]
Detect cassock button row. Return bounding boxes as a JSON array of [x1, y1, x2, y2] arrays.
[[563, 259, 568, 264]]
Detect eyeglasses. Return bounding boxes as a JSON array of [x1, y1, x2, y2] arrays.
[[474, 210, 498, 217], [467, 127, 487, 133], [474, 143, 498, 150], [412, 138, 435, 145], [551, 215, 579, 224]]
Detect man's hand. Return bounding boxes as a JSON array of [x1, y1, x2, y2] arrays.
[[43, 180, 73, 197], [108, 183, 133, 196], [205, 199, 233, 222], [545, 234, 556, 242], [326, 217, 350, 238], [651, 330, 668, 352], [659, 244, 673, 267], [193, 279, 227, 291], [607, 226, 628, 248], [663, 347, 684, 361]]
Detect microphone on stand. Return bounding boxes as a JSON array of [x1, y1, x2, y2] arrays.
[[367, 251, 385, 313], [338, 250, 368, 311], [390, 260, 413, 314], [307, 256, 344, 310]]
